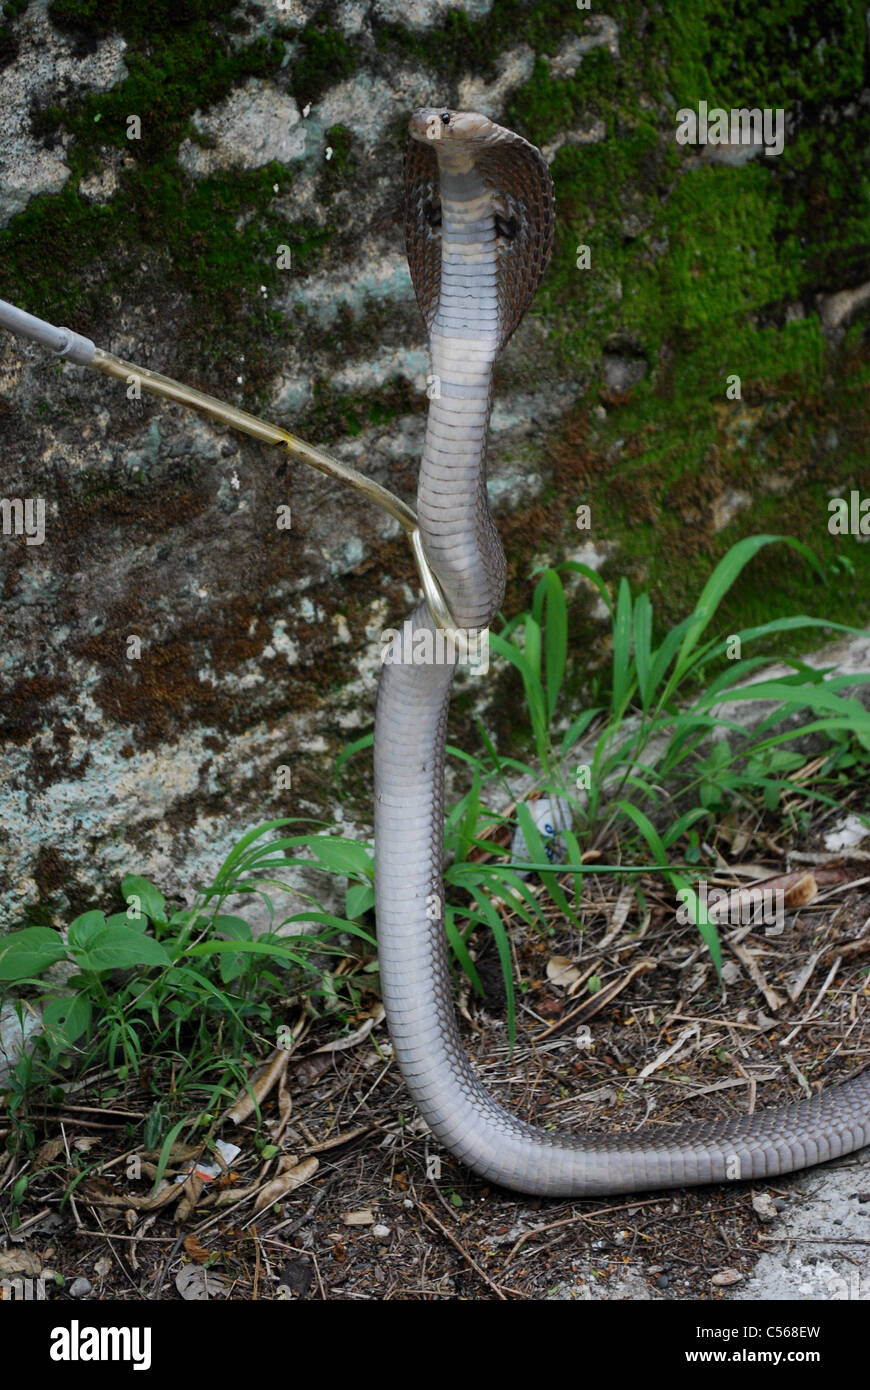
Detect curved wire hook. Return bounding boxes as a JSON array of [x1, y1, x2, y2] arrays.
[[0, 295, 458, 630]]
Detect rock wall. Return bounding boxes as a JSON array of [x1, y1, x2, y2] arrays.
[[1, 0, 869, 931]]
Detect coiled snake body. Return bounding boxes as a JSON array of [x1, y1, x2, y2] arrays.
[[373, 108, 870, 1197]]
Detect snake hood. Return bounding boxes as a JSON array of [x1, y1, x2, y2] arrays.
[[404, 108, 555, 355]]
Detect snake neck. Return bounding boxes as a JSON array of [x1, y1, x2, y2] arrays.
[[417, 162, 506, 633]]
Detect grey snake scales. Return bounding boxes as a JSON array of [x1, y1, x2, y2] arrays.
[[373, 107, 870, 1197]]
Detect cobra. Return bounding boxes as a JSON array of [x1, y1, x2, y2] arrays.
[[373, 107, 870, 1197]]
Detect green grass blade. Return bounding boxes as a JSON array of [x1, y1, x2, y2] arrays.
[[633, 591, 653, 709], [543, 569, 568, 720], [611, 577, 633, 717]]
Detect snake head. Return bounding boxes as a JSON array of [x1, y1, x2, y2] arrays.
[[408, 108, 498, 147]]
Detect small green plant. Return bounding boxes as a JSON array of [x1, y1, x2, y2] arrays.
[[444, 534, 870, 977], [332, 536, 869, 1027], [0, 819, 378, 1142]]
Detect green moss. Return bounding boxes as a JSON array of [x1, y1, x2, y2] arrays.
[[307, 377, 420, 443], [665, 0, 866, 110], [317, 123, 357, 197], [507, 48, 621, 144], [0, 3, 353, 386], [292, 14, 358, 102], [374, 0, 588, 97], [0, 157, 332, 389]]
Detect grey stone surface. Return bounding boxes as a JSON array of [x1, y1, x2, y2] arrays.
[[0, 4, 128, 227], [730, 1155, 870, 1301]]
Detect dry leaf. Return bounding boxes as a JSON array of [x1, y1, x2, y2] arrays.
[[288, 1052, 332, 1089], [547, 955, 580, 989], [253, 1157, 319, 1213], [183, 1233, 215, 1265], [33, 1139, 65, 1168], [175, 1265, 226, 1301], [72, 1137, 101, 1153], [342, 1208, 375, 1227], [174, 1173, 206, 1225], [0, 1249, 42, 1276], [143, 1143, 201, 1162], [782, 871, 817, 909], [315, 1006, 385, 1054], [225, 1048, 291, 1125], [598, 881, 635, 948], [81, 1175, 177, 1211], [728, 939, 785, 1013], [277, 1068, 292, 1124], [638, 1024, 700, 1080]]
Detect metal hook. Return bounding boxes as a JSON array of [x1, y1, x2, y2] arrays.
[[0, 297, 460, 631]]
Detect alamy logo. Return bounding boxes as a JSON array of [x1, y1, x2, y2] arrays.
[[0, 1275, 49, 1300], [381, 621, 489, 675], [675, 102, 785, 157], [49, 1320, 151, 1371], [828, 490, 870, 536], [0, 496, 45, 545]]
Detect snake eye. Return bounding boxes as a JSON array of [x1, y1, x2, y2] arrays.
[[440, 111, 451, 125]]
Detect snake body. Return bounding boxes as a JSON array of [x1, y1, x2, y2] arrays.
[[373, 108, 870, 1197]]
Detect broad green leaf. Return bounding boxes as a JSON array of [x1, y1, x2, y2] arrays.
[[121, 875, 167, 923], [219, 951, 248, 984], [345, 882, 375, 919], [67, 911, 107, 953], [106, 911, 148, 934], [213, 914, 253, 940], [41, 994, 92, 1049], [0, 928, 67, 980], [524, 612, 542, 683], [309, 837, 374, 879], [74, 927, 170, 972]]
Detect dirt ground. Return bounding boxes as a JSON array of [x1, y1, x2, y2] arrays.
[[1, 838, 868, 1303]]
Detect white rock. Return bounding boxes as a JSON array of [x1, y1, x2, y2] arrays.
[[823, 814, 868, 852], [178, 80, 305, 178], [0, 6, 127, 226]]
